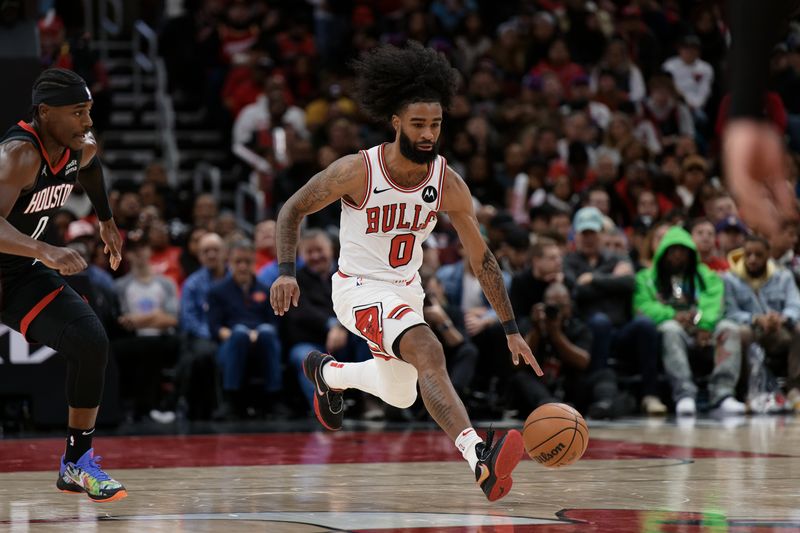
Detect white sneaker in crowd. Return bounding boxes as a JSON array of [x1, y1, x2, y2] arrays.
[[717, 396, 747, 415], [675, 397, 696, 416]]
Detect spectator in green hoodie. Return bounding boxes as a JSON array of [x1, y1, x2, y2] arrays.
[[633, 226, 745, 416]]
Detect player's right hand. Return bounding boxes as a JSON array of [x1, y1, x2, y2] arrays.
[[40, 245, 88, 275], [270, 275, 300, 316]]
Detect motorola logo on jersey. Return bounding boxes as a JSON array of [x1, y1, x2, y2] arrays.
[[421, 185, 437, 203]]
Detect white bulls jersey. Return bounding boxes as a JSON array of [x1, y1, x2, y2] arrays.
[[338, 143, 446, 283]]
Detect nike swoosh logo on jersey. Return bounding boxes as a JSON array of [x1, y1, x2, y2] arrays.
[[373, 187, 392, 194]]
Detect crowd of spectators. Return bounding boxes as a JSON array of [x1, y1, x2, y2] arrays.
[[33, 0, 800, 423]]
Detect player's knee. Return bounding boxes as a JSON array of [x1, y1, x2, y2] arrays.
[[58, 315, 109, 368], [383, 380, 418, 408], [402, 330, 445, 371], [379, 359, 419, 408]]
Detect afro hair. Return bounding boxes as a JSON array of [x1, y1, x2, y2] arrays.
[[352, 41, 459, 122]]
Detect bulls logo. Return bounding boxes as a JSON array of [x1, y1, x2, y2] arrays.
[[421, 185, 437, 203]]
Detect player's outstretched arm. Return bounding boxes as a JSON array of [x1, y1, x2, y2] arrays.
[[0, 141, 86, 274], [440, 168, 543, 376], [270, 153, 366, 315], [724, 0, 800, 237], [79, 134, 121, 270]]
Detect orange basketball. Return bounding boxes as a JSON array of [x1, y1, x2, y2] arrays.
[[523, 403, 589, 467]]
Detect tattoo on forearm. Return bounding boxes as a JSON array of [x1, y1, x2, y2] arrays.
[[276, 202, 303, 264], [476, 249, 515, 323], [418, 371, 468, 438]]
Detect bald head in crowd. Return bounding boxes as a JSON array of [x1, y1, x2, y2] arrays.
[[198, 232, 226, 276]]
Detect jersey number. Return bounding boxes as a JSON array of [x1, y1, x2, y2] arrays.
[[30, 216, 49, 240], [389, 234, 415, 268]]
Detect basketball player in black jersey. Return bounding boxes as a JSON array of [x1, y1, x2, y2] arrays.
[[0, 68, 126, 501]]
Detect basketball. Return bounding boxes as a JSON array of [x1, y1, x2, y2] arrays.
[[523, 403, 589, 467]]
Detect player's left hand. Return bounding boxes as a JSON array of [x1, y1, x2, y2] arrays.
[[507, 333, 543, 376], [99, 218, 122, 271], [724, 119, 797, 238]]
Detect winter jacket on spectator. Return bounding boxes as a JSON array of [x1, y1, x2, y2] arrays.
[[723, 250, 800, 326]]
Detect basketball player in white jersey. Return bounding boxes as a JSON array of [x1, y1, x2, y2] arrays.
[[270, 42, 543, 502]]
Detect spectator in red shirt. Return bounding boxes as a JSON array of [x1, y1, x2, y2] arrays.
[[254, 219, 276, 271], [531, 38, 586, 98], [148, 218, 184, 288], [275, 18, 316, 62], [688, 217, 729, 272]]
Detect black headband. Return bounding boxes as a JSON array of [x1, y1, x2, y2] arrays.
[[32, 83, 92, 107]]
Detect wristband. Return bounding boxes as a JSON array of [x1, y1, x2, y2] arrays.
[[502, 319, 519, 335], [278, 262, 296, 277]]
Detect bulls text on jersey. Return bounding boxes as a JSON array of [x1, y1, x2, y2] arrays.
[[365, 203, 437, 234]]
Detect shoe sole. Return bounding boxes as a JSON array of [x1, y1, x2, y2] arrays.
[[59, 487, 128, 502], [303, 352, 342, 432], [485, 430, 524, 502]]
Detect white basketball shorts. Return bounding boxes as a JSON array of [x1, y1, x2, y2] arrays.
[[331, 270, 426, 360]]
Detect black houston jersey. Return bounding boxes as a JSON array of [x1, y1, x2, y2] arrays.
[[0, 121, 82, 274]]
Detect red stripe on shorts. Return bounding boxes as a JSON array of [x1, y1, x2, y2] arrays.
[[388, 304, 411, 319], [394, 307, 414, 320], [20, 285, 64, 339]]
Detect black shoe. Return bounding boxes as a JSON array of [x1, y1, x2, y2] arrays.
[[211, 400, 238, 421], [588, 399, 615, 419], [474, 429, 524, 502], [303, 351, 344, 431]]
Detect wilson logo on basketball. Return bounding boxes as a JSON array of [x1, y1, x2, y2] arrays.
[[532, 442, 565, 464]]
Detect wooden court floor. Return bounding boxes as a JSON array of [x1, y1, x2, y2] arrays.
[[1, 416, 799, 532]]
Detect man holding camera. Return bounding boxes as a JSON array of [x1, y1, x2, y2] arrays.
[[509, 283, 617, 416]]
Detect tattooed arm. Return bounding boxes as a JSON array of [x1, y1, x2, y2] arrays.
[[270, 154, 366, 315], [440, 168, 542, 375]]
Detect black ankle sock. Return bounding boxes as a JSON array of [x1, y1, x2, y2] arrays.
[[65, 426, 94, 463]]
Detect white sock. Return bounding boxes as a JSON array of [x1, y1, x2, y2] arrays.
[[322, 359, 381, 397], [455, 427, 483, 472]]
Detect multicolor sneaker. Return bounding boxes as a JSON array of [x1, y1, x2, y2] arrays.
[[303, 350, 344, 431], [474, 429, 524, 502], [57, 449, 127, 502]]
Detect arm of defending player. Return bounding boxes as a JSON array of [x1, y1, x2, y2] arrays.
[[0, 141, 86, 274], [270, 153, 366, 316], [440, 168, 543, 376], [79, 136, 121, 270], [724, 0, 799, 237]]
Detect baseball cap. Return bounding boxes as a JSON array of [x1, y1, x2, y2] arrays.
[[715, 216, 748, 234], [66, 220, 95, 242], [573, 206, 604, 233]]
